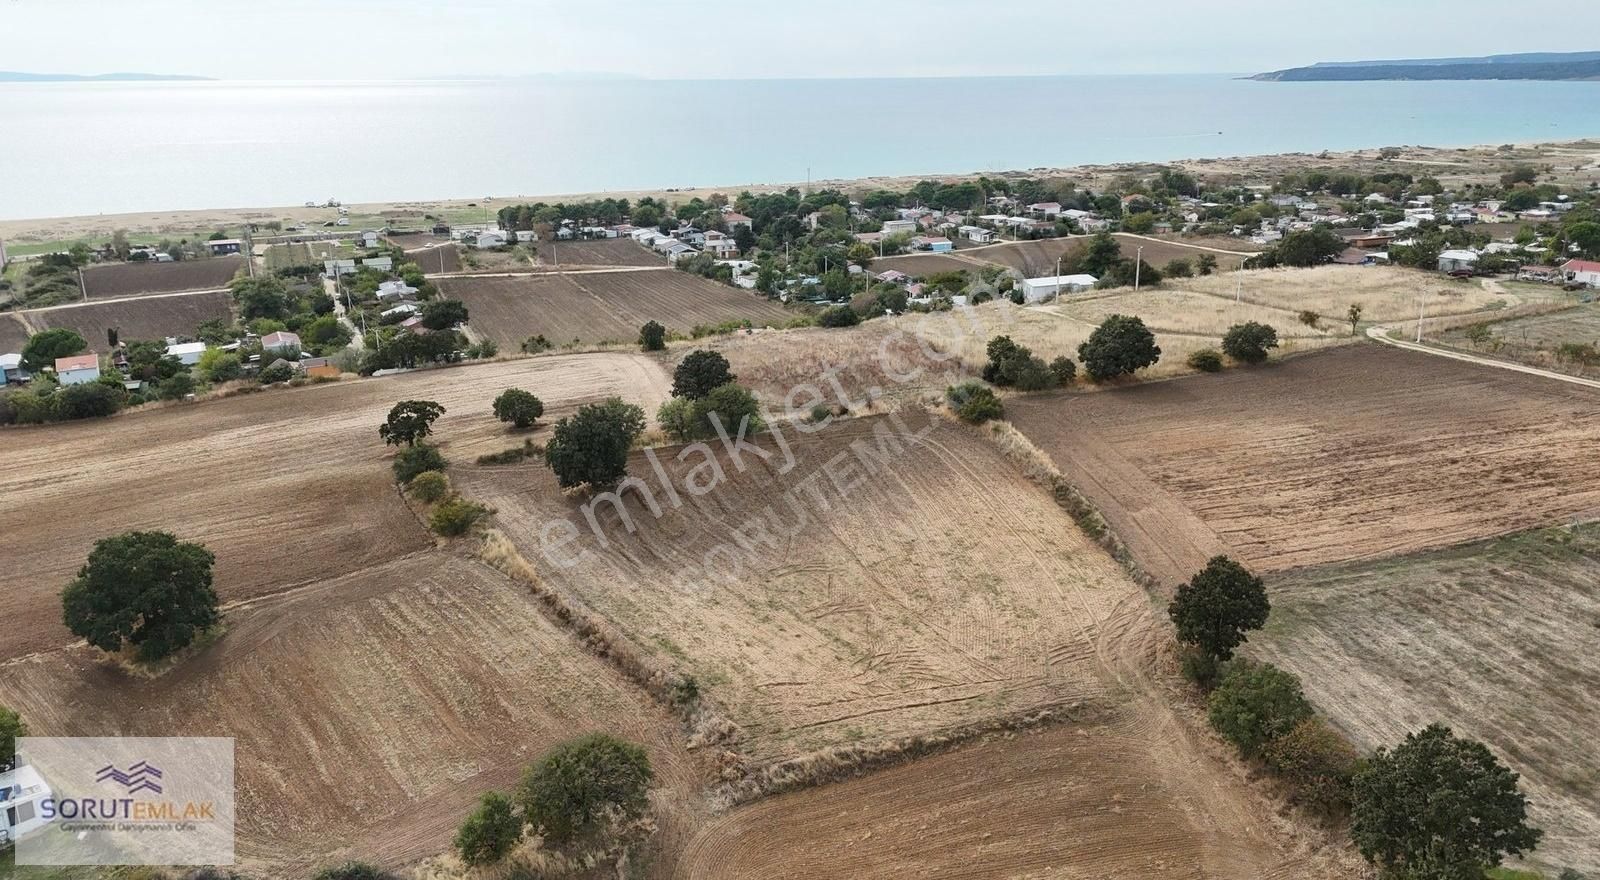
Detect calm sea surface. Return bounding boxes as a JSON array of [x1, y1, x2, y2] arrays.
[[4, 75, 1599, 219]]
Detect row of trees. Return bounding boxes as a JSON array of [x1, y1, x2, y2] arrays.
[[1168, 556, 1544, 878]]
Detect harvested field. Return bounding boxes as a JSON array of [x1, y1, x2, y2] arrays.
[[965, 238, 1087, 277], [410, 244, 462, 274], [0, 553, 703, 877], [677, 714, 1316, 880], [80, 256, 244, 299], [386, 231, 454, 250], [20, 291, 234, 351], [458, 247, 533, 273], [1049, 288, 1336, 341], [263, 241, 348, 272], [1253, 524, 1600, 874], [1195, 265, 1506, 327], [0, 352, 671, 660], [536, 237, 663, 268], [460, 414, 1144, 758], [873, 252, 988, 277], [441, 270, 792, 348], [692, 322, 969, 404], [892, 299, 1347, 383], [1008, 344, 1600, 585]]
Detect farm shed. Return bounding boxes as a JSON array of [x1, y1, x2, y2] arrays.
[[166, 341, 208, 366], [1, 352, 28, 384], [1437, 250, 1480, 274], [54, 354, 101, 385], [1019, 274, 1097, 303]]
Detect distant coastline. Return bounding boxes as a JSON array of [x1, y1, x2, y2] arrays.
[[1255, 50, 1600, 82], [0, 71, 214, 82]]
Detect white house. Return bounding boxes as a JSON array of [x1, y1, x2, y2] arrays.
[[515, 229, 539, 243], [376, 279, 418, 301], [382, 303, 420, 319], [166, 341, 207, 366], [702, 231, 738, 258], [261, 331, 302, 355], [54, 353, 100, 385], [361, 256, 393, 272], [1027, 202, 1063, 218], [1, 352, 27, 384], [911, 236, 953, 253], [1437, 250, 1480, 274], [666, 243, 700, 264], [881, 219, 917, 236], [1, 763, 53, 846], [1561, 258, 1600, 287], [958, 225, 994, 244], [651, 236, 682, 254], [1019, 274, 1097, 303], [360, 231, 380, 248], [475, 230, 508, 249]]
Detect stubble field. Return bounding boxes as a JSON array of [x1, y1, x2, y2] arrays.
[[1252, 524, 1600, 873], [441, 270, 792, 348], [0, 353, 672, 660], [1008, 344, 1600, 586], [0, 553, 704, 876], [535, 238, 664, 268], [79, 256, 245, 299]]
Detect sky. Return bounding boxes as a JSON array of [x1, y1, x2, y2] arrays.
[[3, 0, 1600, 80]]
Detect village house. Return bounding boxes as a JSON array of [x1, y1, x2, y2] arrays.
[[702, 230, 738, 258], [1560, 258, 1600, 287], [377, 279, 418, 301], [474, 230, 508, 249], [381, 303, 419, 319], [360, 231, 380, 248], [1019, 274, 1097, 303], [206, 238, 243, 256], [911, 235, 953, 253], [875, 269, 909, 285], [958, 225, 994, 244], [165, 341, 207, 366], [362, 256, 393, 273], [1027, 202, 1063, 218], [881, 219, 917, 237], [1437, 249, 1480, 274], [54, 353, 101, 385], [261, 331, 302, 355], [722, 211, 753, 231], [0, 763, 52, 846], [0, 352, 27, 384]]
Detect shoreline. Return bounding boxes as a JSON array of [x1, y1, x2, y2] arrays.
[[4, 137, 1598, 246]]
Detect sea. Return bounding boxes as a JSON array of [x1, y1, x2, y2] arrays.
[[4, 74, 1600, 220]]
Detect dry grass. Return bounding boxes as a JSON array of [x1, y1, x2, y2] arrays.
[[1181, 265, 1506, 324]]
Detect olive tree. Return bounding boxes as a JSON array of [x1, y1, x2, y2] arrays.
[[61, 531, 219, 662], [517, 734, 653, 846]]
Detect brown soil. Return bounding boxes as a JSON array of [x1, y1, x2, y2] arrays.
[[440, 271, 792, 348], [1253, 524, 1600, 874], [23, 291, 236, 350], [0, 553, 708, 878], [80, 256, 245, 299], [1008, 344, 1600, 586], [0, 352, 672, 661], [535, 238, 664, 269], [409, 244, 463, 274]]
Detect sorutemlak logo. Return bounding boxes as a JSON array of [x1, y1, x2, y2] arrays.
[[14, 737, 234, 866]]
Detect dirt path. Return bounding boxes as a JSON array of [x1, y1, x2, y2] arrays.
[[1367, 325, 1600, 391]]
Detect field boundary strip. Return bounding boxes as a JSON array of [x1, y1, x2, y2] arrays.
[[1367, 325, 1600, 390]]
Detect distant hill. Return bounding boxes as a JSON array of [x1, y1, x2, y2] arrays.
[[0, 71, 214, 82], [1255, 51, 1600, 81]]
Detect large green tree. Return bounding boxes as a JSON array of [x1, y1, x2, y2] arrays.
[[1077, 314, 1161, 381], [61, 531, 220, 662], [1206, 660, 1314, 757], [492, 389, 544, 429], [1352, 724, 1542, 879], [421, 299, 469, 331], [1167, 555, 1269, 660], [1221, 321, 1280, 365], [671, 350, 735, 400], [544, 398, 646, 489], [517, 734, 653, 846], [378, 400, 445, 447], [21, 328, 87, 372]]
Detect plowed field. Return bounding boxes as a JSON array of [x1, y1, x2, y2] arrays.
[[441, 270, 791, 348], [1008, 344, 1600, 585], [537, 238, 662, 268], [22, 291, 235, 349], [0, 353, 671, 660], [80, 256, 244, 298]]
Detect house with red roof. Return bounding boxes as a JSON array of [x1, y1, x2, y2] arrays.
[[1560, 258, 1600, 287], [54, 354, 101, 386]]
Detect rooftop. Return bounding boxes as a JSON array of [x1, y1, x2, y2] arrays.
[[54, 354, 99, 372]]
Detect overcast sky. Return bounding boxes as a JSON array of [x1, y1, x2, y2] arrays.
[[4, 0, 1599, 80]]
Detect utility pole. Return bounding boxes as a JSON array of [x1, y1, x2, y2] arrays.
[[1417, 296, 1425, 343], [1054, 255, 1063, 300], [1134, 246, 1144, 291]]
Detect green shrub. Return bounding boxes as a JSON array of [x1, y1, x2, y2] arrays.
[[1207, 660, 1314, 758], [493, 388, 544, 428], [1261, 716, 1359, 815], [671, 350, 735, 400], [454, 790, 522, 866], [1187, 348, 1224, 372], [817, 305, 861, 327], [1078, 314, 1161, 381], [946, 381, 1004, 424], [1179, 648, 1223, 690], [475, 439, 540, 465], [407, 471, 450, 503], [393, 443, 446, 483], [56, 382, 125, 420], [157, 372, 197, 401], [639, 320, 667, 351], [429, 495, 487, 537], [1049, 356, 1077, 385], [521, 335, 553, 354], [312, 862, 397, 880], [1221, 321, 1280, 365], [258, 361, 294, 384]]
